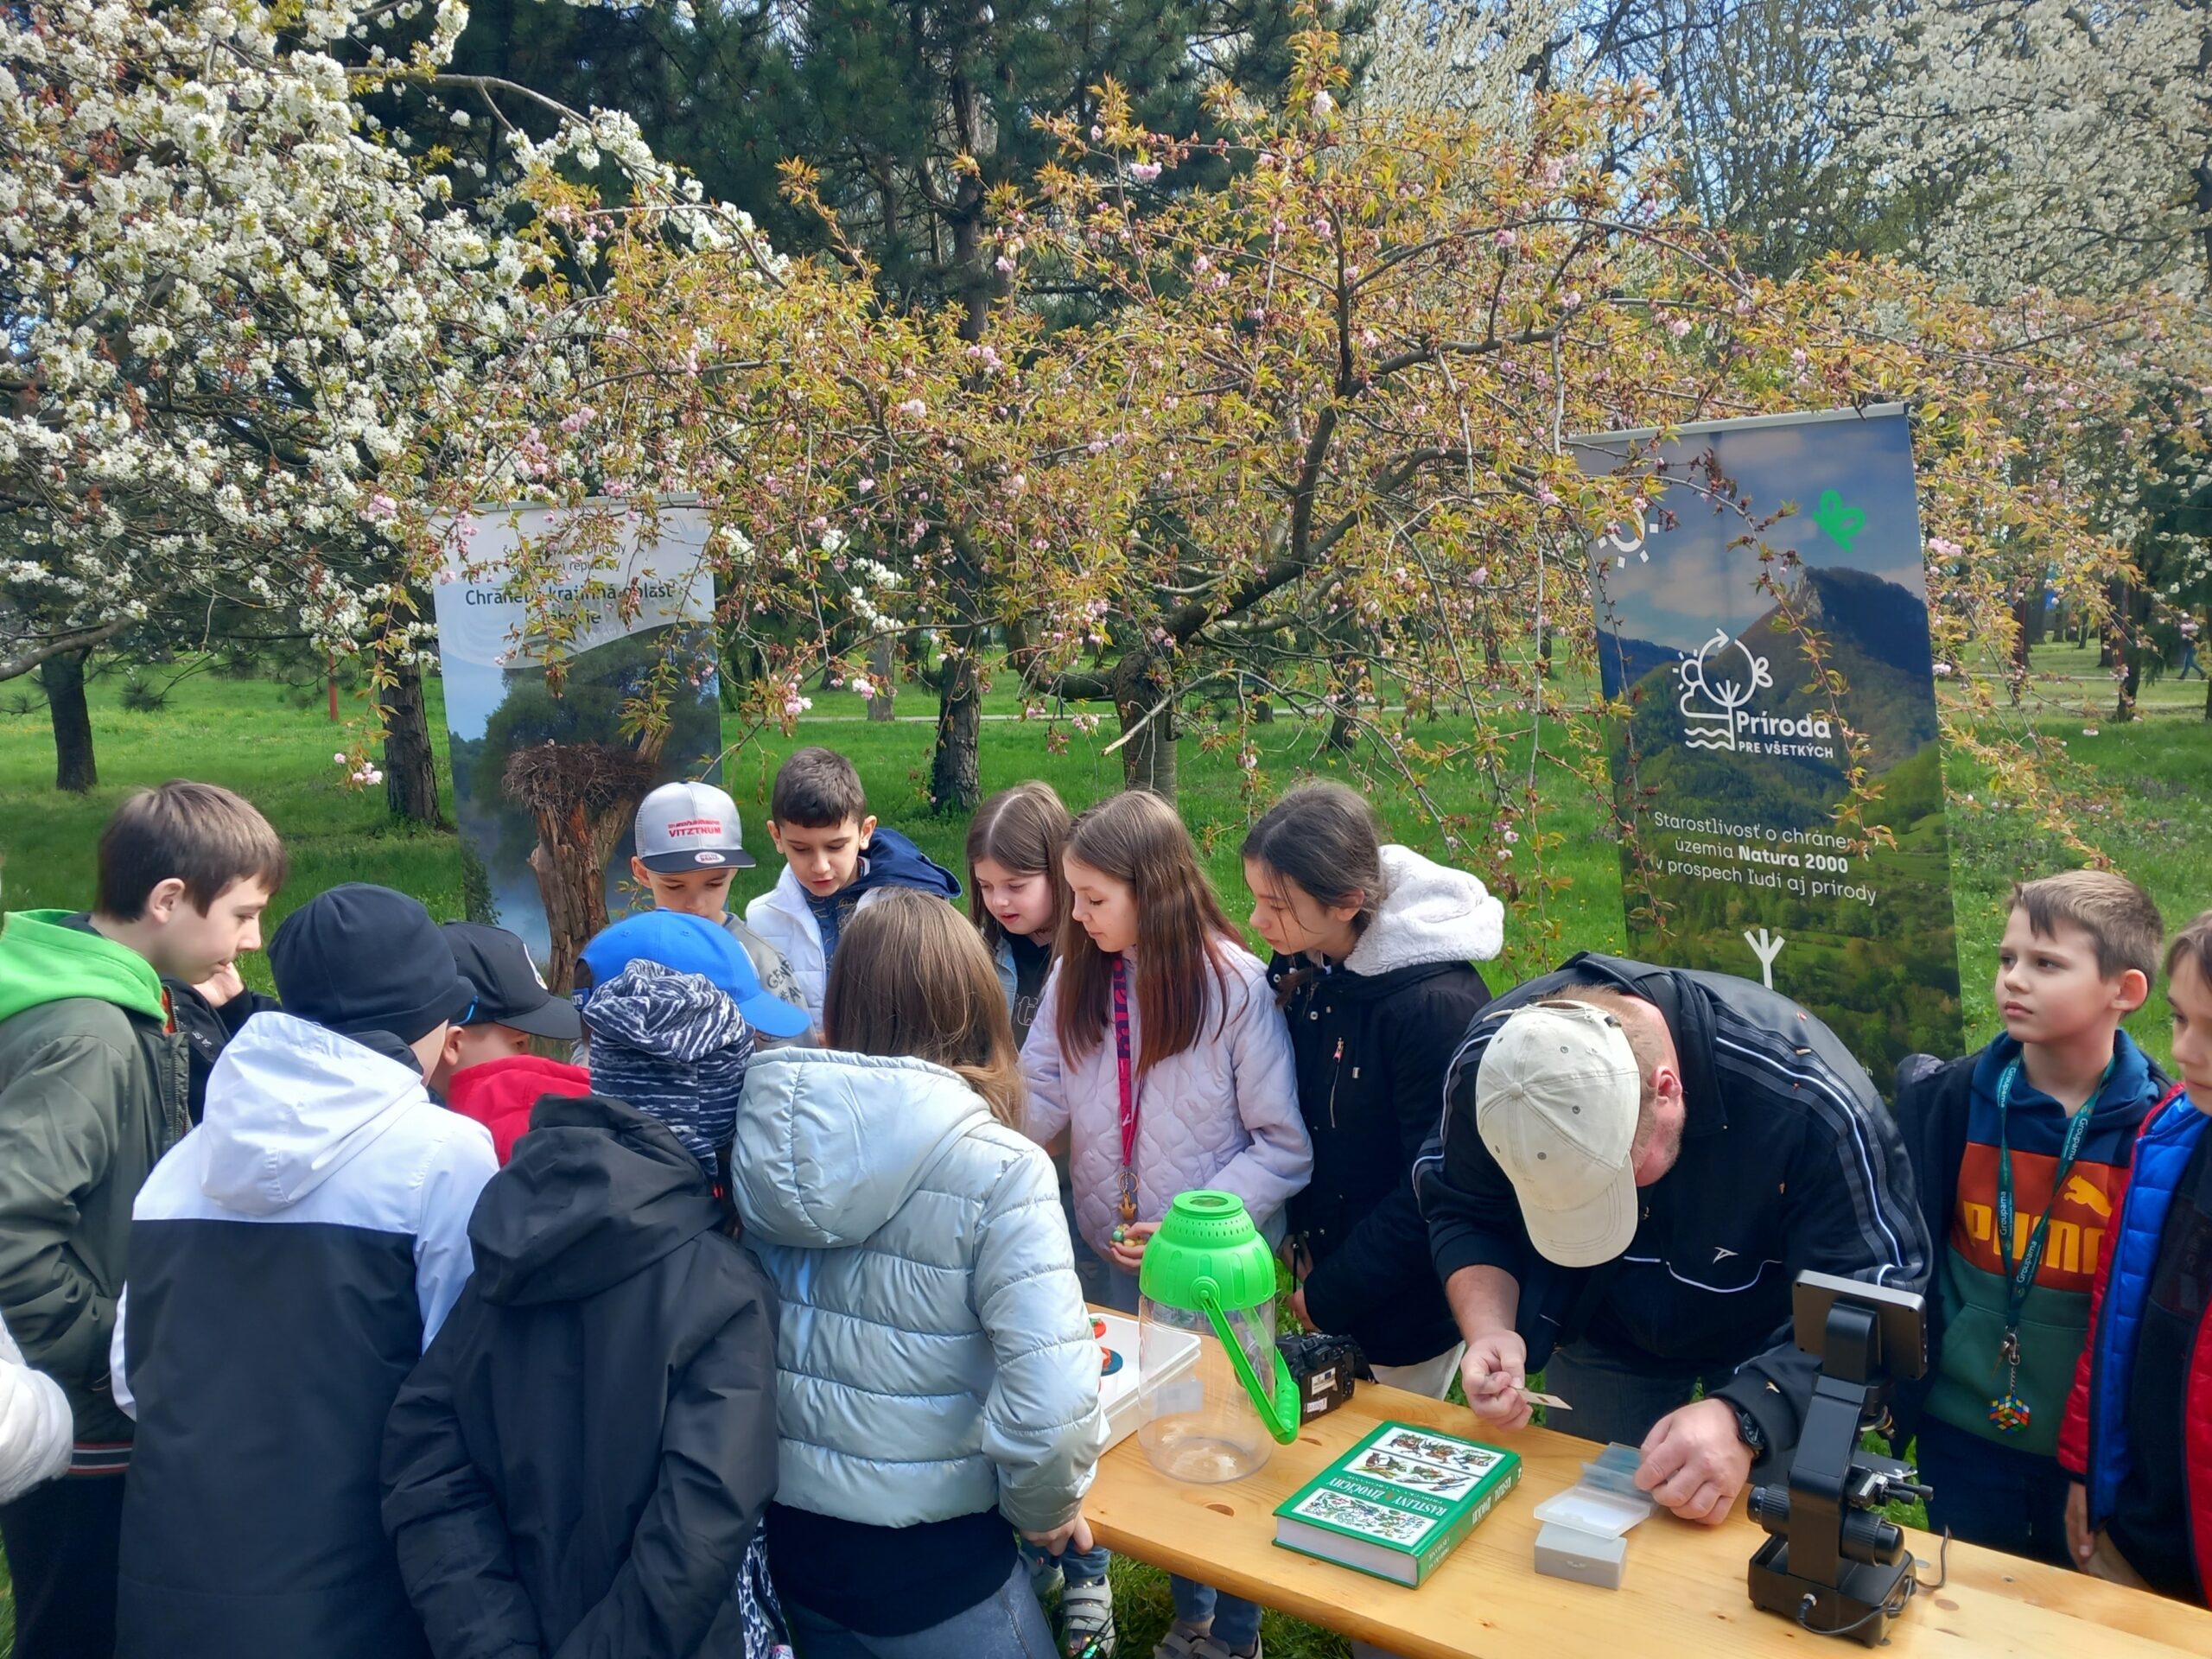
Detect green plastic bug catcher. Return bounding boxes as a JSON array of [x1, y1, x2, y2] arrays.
[[1136, 1191, 1303, 1482]]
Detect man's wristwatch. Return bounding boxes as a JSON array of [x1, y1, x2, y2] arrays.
[[1730, 1402, 1768, 1458]]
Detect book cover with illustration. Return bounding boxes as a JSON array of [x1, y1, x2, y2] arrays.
[[1273, 1423, 1520, 1586]]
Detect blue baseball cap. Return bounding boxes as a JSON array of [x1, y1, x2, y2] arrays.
[[577, 912, 813, 1039]]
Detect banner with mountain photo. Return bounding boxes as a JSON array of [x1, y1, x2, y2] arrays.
[[1576, 404, 1961, 1079], [431, 502, 722, 975]]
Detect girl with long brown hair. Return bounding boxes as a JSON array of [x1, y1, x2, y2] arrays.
[[729, 892, 1105, 1659], [966, 782, 1073, 1050], [1023, 791, 1310, 1659]]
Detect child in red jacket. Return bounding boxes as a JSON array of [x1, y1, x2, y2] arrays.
[[432, 923, 590, 1165], [2060, 908, 2212, 1600]]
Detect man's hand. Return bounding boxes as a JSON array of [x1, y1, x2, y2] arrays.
[[1458, 1332, 1533, 1431], [1106, 1221, 1158, 1274], [1021, 1514, 1096, 1557], [2065, 1481, 2094, 1567], [1289, 1285, 1312, 1331], [1636, 1398, 1755, 1525], [193, 962, 246, 1008]]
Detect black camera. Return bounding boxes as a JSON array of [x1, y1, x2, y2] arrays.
[[1276, 1331, 1363, 1421], [1746, 1272, 1934, 1646]]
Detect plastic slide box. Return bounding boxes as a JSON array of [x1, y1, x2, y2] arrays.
[[1529, 1443, 1653, 1590]]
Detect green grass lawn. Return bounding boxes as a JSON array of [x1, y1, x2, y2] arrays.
[[0, 645, 2205, 1657]]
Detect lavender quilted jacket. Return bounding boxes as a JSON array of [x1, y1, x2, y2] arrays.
[[1020, 944, 1313, 1257]]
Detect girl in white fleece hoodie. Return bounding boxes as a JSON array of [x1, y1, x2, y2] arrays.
[[1021, 790, 1312, 1659]]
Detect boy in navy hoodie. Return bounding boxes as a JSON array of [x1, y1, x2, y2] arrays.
[[1893, 870, 2166, 1564], [743, 747, 961, 1027]]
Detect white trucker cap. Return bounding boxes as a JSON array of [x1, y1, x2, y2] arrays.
[[1474, 1001, 1643, 1268], [634, 780, 755, 873]]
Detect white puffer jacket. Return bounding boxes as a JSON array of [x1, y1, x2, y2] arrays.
[[732, 1047, 1105, 1534], [1021, 942, 1313, 1258], [0, 1313, 70, 1504]]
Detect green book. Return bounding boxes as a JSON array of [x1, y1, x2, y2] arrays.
[[1272, 1421, 1521, 1586]]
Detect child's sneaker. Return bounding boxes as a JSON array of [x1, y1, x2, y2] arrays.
[[1061, 1578, 1117, 1659], [1152, 1621, 1255, 1659]]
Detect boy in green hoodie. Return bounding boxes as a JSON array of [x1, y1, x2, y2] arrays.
[[0, 780, 284, 1659]]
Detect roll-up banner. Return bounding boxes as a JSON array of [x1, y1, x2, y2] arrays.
[[1575, 405, 1961, 1080], [431, 502, 721, 963]]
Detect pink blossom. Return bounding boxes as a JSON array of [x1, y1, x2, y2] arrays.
[[1128, 162, 1162, 185], [897, 398, 928, 420], [1493, 228, 1516, 251], [995, 255, 1016, 275], [1667, 317, 1694, 339]]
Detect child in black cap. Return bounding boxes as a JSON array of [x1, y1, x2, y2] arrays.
[[111, 884, 498, 1659]]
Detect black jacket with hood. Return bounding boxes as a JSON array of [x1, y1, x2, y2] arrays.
[[1414, 951, 1930, 1464], [1277, 845, 1501, 1368], [383, 1092, 780, 1659]]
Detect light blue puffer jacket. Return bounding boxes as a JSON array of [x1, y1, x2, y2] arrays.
[[731, 1047, 1106, 1534]]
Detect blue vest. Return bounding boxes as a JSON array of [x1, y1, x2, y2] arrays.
[[2082, 1087, 2203, 1528]]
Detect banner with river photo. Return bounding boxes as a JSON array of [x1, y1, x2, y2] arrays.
[[431, 502, 723, 968], [1576, 404, 1961, 1080]]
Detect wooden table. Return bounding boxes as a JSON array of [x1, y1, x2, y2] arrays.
[[1084, 1379, 2212, 1658]]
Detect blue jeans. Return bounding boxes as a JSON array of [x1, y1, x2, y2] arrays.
[[1171, 1580, 1262, 1652], [1911, 1415, 2072, 1566], [789, 1557, 1056, 1659], [1096, 1258, 1260, 1652], [1018, 1537, 1111, 1588]]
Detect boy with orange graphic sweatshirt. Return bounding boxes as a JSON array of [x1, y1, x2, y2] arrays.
[[1892, 871, 2169, 1563]]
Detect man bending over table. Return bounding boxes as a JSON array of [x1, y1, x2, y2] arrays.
[[1414, 951, 1929, 1525]]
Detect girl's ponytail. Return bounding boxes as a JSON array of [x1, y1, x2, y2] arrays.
[[1242, 781, 1385, 1001]]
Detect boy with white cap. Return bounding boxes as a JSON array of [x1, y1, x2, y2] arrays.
[[631, 780, 809, 1033], [1414, 951, 1929, 1527]]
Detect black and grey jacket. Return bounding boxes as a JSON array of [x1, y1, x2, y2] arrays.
[[1278, 844, 1500, 1368], [1414, 951, 1929, 1462], [385, 1093, 781, 1659]]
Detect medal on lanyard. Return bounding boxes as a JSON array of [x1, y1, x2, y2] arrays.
[[1986, 1056, 2109, 1434], [1109, 957, 1141, 1245]]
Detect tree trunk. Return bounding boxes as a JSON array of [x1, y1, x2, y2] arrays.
[[868, 637, 897, 722], [929, 651, 982, 815], [2010, 591, 2031, 706], [2114, 578, 2146, 723], [41, 649, 96, 793], [380, 659, 445, 826], [524, 804, 612, 995], [1111, 652, 1178, 799]]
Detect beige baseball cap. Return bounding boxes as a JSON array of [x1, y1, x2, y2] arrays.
[[1475, 1000, 1643, 1268]]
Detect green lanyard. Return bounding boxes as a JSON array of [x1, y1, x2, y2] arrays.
[[1986, 1054, 2112, 1433]]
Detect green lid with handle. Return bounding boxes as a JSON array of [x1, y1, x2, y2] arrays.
[[1138, 1191, 1302, 1445]]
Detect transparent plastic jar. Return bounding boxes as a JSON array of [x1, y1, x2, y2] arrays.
[[1136, 1291, 1281, 1483]]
